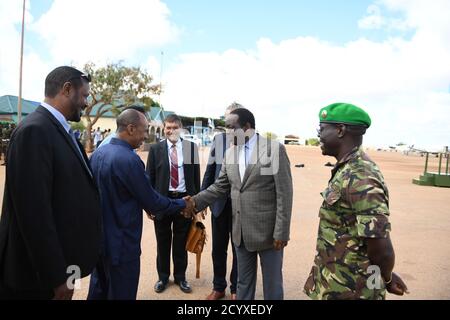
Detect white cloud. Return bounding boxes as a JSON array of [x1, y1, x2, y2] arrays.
[[0, 0, 179, 101], [144, 55, 162, 84], [31, 0, 179, 65], [358, 3, 412, 31], [358, 4, 387, 30], [160, 0, 450, 148], [0, 0, 49, 101]]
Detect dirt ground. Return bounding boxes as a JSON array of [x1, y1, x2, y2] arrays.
[[1, 145, 449, 300]]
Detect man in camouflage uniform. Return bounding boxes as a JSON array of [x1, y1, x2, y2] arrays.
[[1, 123, 15, 166], [1, 125, 7, 165], [0, 123, 6, 160], [304, 103, 408, 300], [0, 124, 6, 162]]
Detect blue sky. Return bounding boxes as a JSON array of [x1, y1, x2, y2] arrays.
[[1, 0, 449, 148]]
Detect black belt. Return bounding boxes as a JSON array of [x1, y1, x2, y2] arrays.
[[168, 191, 188, 199]]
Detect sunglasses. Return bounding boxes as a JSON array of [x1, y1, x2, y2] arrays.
[[66, 72, 92, 83]]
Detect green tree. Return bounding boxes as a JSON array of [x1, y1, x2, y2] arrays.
[[82, 62, 160, 151], [214, 119, 225, 128], [307, 138, 320, 146], [70, 121, 86, 132], [262, 132, 278, 140]]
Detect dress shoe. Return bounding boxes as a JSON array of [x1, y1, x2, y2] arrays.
[[205, 290, 225, 300], [154, 280, 168, 293], [230, 293, 237, 300], [175, 280, 192, 293]]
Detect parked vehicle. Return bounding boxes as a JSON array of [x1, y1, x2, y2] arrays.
[[182, 134, 202, 146]]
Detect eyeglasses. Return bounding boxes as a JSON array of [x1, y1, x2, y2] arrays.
[[316, 126, 326, 136], [317, 123, 346, 136]]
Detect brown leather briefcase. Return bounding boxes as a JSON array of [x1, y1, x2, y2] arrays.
[[185, 214, 207, 278]]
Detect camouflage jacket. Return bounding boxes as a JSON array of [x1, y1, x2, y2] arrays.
[[304, 147, 391, 300]]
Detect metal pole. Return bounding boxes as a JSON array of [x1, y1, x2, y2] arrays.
[[424, 152, 429, 174], [17, 0, 26, 123], [159, 51, 164, 108], [446, 153, 449, 175], [438, 153, 442, 175]]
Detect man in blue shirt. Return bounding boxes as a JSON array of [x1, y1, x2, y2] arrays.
[[87, 109, 194, 300]]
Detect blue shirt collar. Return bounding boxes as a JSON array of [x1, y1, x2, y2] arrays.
[[110, 137, 134, 150], [41, 101, 71, 133]]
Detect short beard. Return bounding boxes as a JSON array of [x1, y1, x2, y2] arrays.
[[167, 133, 180, 143], [68, 109, 81, 122]]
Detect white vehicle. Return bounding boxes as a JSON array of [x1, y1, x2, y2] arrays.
[[181, 134, 202, 146], [388, 144, 446, 156]]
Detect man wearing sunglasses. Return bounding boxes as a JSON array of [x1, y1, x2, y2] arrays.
[[0, 66, 101, 300]]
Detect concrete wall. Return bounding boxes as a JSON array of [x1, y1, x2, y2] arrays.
[[81, 117, 116, 131]]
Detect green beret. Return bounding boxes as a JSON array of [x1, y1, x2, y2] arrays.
[[319, 103, 371, 128]]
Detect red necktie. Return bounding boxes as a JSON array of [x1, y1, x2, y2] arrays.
[[170, 144, 179, 189]]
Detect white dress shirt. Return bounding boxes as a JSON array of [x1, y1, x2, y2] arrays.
[[41, 102, 70, 133], [238, 133, 258, 181], [40, 101, 92, 177], [167, 138, 186, 192]]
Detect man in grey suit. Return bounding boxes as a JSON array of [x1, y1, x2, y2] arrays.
[[189, 108, 293, 300]]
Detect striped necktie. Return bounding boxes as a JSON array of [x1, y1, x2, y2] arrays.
[[170, 143, 179, 189]]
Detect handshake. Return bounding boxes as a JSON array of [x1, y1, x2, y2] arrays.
[[181, 196, 197, 219], [146, 196, 204, 221]]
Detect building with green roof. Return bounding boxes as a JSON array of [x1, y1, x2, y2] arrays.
[[0, 95, 39, 122]]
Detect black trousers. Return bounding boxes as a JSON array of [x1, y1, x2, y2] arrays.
[[211, 199, 238, 293], [0, 280, 53, 300], [154, 194, 191, 283]]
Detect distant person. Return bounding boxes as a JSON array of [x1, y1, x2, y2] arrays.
[[304, 102, 408, 300], [87, 109, 194, 300], [80, 129, 88, 146], [0, 66, 101, 300], [201, 103, 242, 300], [1, 123, 16, 166], [74, 129, 81, 140], [0, 124, 7, 164], [93, 127, 103, 149], [146, 114, 200, 294]]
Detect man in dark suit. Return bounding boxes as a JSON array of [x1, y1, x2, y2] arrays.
[[0, 66, 101, 300], [146, 114, 200, 294], [202, 103, 241, 300]]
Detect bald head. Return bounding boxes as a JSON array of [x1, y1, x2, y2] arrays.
[[116, 109, 149, 149], [117, 109, 145, 133]]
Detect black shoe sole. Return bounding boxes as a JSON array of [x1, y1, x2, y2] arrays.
[[180, 288, 192, 293]]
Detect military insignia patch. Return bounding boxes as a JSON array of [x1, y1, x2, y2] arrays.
[[321, 110, 327, 119]]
